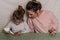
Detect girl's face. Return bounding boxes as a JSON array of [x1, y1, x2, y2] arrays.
[[13, 18, 22, 25], [14, 20, 20, 25], [26, 10, 38, 19]]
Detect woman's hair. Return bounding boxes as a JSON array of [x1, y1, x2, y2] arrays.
[[12, 5, 25, 21], [26, 0, 42, 12]]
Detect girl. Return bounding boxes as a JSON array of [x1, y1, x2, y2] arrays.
[[3, 5, 30, 36], [26, 0, 58, 35]]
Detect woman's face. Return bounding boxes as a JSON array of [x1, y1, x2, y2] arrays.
[[26, 10, 38, 19]]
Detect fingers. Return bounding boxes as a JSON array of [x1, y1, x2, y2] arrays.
[[48, 29, 56, 36], [50, 31, 56, 36]]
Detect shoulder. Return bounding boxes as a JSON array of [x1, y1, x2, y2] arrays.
[[23, 21, 28, 25], [23, 21, 29, 26], [7, 21, 14, 26], [42, 10, 54, 16], [8, 21, 13, 25], [43, 10, 53, 13]]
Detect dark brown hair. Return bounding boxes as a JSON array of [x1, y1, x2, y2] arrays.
[[32, 0, 36, 2], [12, 5, 25, 21], [26, 0, 42, 12]]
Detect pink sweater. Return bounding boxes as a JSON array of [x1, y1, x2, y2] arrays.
[[27, 10, 58, 33]]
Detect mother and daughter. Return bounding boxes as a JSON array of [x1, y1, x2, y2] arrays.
[[3, 0, 58, 36]]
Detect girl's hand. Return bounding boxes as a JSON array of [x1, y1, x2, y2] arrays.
[[14, 30, 22, 36]]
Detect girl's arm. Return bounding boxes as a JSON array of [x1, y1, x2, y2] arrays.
[[3, 22, 14, 34]]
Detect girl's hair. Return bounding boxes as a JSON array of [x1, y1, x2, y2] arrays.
[[32, 0, 36, 2], [26, 0, 42, 12], [12, 5, 25, 21]]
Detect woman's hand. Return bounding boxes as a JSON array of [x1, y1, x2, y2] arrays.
[[48, 28, 56, 36]]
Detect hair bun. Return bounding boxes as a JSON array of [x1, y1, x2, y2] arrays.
[[18, 5, 22, 11], [17, 5, 25, 14], [32, 0, 36, 2]]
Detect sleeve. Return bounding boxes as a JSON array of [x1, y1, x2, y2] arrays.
[[23, 22, 31, 33], [32, 18, 47, 33], [3, 22, 12, 33], [27, 18, 34, 32], [50, 12, 58, 32]]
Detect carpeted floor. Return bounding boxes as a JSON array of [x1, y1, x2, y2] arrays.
[[0, 31, 60, 40]]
